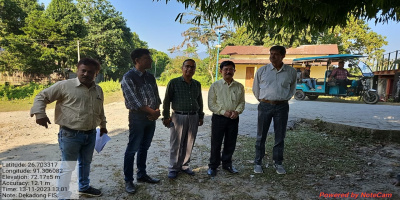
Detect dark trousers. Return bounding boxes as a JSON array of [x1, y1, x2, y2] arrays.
[[254, 102, 289, 165], [209, 114, 239, 169], [124, 112, 155, 182], [336, 79, 352, 87]]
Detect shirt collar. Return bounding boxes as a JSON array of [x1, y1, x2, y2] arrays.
[[132, 67, 145, 77], [74, 77, 82, 87], [74, 77, 96, 89], [268, 63, 286, 72], [222, 79, 236, 85]]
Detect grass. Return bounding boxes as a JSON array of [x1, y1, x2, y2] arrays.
[[132, 123, 372, 199]]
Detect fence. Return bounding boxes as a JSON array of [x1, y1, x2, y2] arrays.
[[376, 50, 400, 71]]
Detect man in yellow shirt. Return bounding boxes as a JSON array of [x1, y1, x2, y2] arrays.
[[207, 60, 245, 177], [30, 58, 107, 198]]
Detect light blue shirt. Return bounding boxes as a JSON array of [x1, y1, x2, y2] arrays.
[[253, 63, 297, 101]]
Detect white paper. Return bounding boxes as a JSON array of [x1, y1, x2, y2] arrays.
[[95, 128, 111, 153]]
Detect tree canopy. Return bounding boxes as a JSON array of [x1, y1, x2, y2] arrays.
[[0, 0, 168, 81], [163, 0, 400, 37]]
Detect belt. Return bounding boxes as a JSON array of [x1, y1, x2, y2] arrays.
[[174, 111, 197, 115], [260, 99, 288, 105], [61, 126, 95, 134]]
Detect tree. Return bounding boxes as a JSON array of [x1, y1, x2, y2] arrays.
[[222, 17, 387, 68], [0, 0, 85, 75], [132, 32, 148, 49], [0, 0, 43, 36], [44, 0, 87, 75], [316, 16, 387, 69], [163, 0, 400, 38], [169, 9, 230, 82], [76, 0, 134, 80], [221, 26, 263, 49], [149, 48, 170, 77]]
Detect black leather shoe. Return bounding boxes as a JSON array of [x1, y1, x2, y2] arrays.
[[207, 168, 217, 177], [125, 181, 136, 194], [137, 174, 160, 184], [168, 171, 178, 179], [181, 168, 195, 176], [223, 166, 239, 174]]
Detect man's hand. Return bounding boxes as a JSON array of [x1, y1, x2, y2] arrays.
[[147, 109, 161, 121], [162, 118, 171, 128], [100, 128, 108, 136], [198, 119, 204, 126], [36, 117, 51, 128], [230, 111, 239, 119], [223, 111, 232, 118]]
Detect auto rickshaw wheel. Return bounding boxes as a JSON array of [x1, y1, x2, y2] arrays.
[[294, 90, 306, 100], [363, 91, 379, 104]]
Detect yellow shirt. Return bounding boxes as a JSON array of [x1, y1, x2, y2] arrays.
[[208, 79, 245, 115], [30, 78, 107, 130]]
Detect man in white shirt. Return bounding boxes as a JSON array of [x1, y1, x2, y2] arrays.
[[252, 45, 297, 175]]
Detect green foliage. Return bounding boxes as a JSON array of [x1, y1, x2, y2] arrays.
[[1, 0, 163, 81], [0, 80, 122, 102], [157, 73, 212, 87], [0, 0, 43, 36], [149, 49, 170, 77], [318, 16, 388, 68], [76, 0, 134, 80], [157, 73, 181, 86], [158, 56, 213, 87], [0, 82, 49, 100], [169, 9, 226, 82], [132, 32, 148, 49], [98, 79, 121, 93], [222, 17, 387, 67], [167, 0, 400, 38], [1, 0, 85, 75]]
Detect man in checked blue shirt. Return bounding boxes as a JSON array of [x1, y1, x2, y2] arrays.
[[121, 48, 162, 194]]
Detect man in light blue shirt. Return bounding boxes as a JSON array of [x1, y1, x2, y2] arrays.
[[252, 45, 297, 175]]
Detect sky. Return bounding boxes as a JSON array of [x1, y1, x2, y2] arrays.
[[38, 0, 400, 55]]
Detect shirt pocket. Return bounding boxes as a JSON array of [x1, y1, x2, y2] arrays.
[[231, 90, 242, 102], [280, 79, 292, 89], [259, 76, 269, 89]]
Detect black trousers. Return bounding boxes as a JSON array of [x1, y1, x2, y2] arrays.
[[209, 114, 239, 169]]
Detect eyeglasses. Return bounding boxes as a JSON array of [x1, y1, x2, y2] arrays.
[[222, 68, 235, 72], [184, 65, 196, 69]]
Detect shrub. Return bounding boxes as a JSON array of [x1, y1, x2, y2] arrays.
[[0, 80, 121, 102], [98, 79, 121, 93], [157, 73, 212, 87], [0, 82, 50, 100]]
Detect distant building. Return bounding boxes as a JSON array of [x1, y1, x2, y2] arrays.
[[219, 44, 339, 88], [373, 51, 400, 102]]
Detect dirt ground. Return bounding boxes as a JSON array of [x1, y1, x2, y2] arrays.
[[1, 90, 400, 199]]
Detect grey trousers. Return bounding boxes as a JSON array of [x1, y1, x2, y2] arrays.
[[169, 113, 199, 171]]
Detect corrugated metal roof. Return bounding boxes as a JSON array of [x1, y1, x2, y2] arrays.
[[220, 44, 339, 55], [218, 58, 294, 65]]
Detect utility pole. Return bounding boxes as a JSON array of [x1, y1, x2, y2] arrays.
[[215, 30, 221, 82], [154, 58, 157, 77], [77, 40, 80, 61]]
